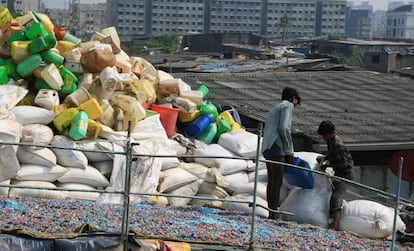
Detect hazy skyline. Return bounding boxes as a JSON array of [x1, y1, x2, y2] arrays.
[[43, 0, 105, 9], [43, 0, 410, 11], [351, 0, 411, 11]]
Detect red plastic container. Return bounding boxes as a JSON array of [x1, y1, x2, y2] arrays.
[[151, 104, 180, 138]]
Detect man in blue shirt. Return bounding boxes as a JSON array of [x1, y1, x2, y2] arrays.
[[261, 87, 301, 219]]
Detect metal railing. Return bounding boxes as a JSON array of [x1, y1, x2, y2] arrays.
[[0, 122, 410, 250]]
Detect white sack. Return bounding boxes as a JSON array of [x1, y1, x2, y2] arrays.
[[0, 145, 20, 182], [218, 129, 259, 157], [198, 181, 230, 199], [16, 164, 67, 182], [21, 124, 54, 148], [0, 119, 22, 152], [340, 199, 406, 239], [168, 138, 187, 155], [248, 169, 267, 183], [191, 193, 223, 207], [17, 147, 57, 167], [180, 162, 228, 187], [57, 183, 100, 201], [233, 181, 268, 200], [157, 144, 180, 171], [51, 135, 88, 168], [0, 85, 28, 111], [223, 171, 249, 194], [222, 194, 268, 218], [9, 180, 64, 199], [158, 167, 198, 193], [57, 165, 110, 187], [0, 179, 10, 195], [76, 140, 114, 162], [279, 172, 332, 228], [100, 139, 163, 204], [11, 106, 56, 125], [247, 158, 266, 171], [294, 151, 321, 169], [91, 160, 113, 178], [167, 179, 202, 206], [194, 143, 248, 175]]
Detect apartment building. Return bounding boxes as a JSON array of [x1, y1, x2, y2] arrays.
[[386, 4, 414, 39], [106, 0, 346, 43], [0, 0, 42, 13], [372, 10, 387, 38], [345, 8, 372, 39], [76, 3, 107, 38]]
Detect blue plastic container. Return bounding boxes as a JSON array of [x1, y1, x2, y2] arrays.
[[284, 157, 314, 189], [185, 114, 214, 138]]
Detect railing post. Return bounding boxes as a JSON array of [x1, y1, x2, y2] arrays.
[[121, 121, 133, 250], [391, 157, 403, 251], [248, 123, 263, 251]]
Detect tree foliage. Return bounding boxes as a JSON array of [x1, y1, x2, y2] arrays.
[[330, 50, 366, 68], [144, 34, 180, 53], [123, 34, 180, 56]]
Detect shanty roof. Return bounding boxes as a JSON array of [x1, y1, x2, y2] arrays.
[[174, 70, 414, 152]]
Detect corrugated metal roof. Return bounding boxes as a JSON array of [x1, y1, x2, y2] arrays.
[[174, 71, 414, 150]]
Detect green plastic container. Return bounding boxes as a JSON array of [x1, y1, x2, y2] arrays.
[[196, 122, 217, 144], [25, 22, 48, 40], [69, 110, 89, 140], [0, 58, 19, 81], [63, 32, 81, 46], [42, 50, 64, 66], [199, 103, 218, 118], [6, 30, 27, 47], [28, 33, 56, 54], [0, 66, 8, 84], [197, 84, 209, 98], [28, 36, 47, 54], [34, 78, 52, 90], [214, 117, 231, 141], [59, 66, 78, 95], [16, 54, 42, 77]]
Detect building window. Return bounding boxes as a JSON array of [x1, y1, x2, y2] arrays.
[[371, 55, 380, 64]]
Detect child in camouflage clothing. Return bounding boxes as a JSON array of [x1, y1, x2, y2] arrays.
[[317, 120, 354, 231]]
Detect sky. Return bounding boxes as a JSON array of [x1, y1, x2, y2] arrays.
[[349, 0, 410, 11], [42, 0, 105, 9], [43, 0, 409, 11]]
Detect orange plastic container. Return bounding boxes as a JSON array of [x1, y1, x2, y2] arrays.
[[151, 104, 180, 138]]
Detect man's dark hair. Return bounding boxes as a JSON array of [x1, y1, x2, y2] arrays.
[[317, 120, 335, 135], [282, 87, 301, 105]]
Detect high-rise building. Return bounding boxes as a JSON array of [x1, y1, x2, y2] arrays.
[[345, 2, 372, 39], [106, 0, 347, 43], [372, 10, 387, 38], [0, 0, 41, 13], [386, 4, 414, 39]]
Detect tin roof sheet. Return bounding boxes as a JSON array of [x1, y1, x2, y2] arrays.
[[174, 71, 414, 148]]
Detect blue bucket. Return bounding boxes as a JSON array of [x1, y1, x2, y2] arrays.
[[284, 157, 314, 189]]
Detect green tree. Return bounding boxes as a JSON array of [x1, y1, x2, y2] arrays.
[[278, 15, 290, 44], [144, 34, 180, 53], [331, 50, 366, 68]]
